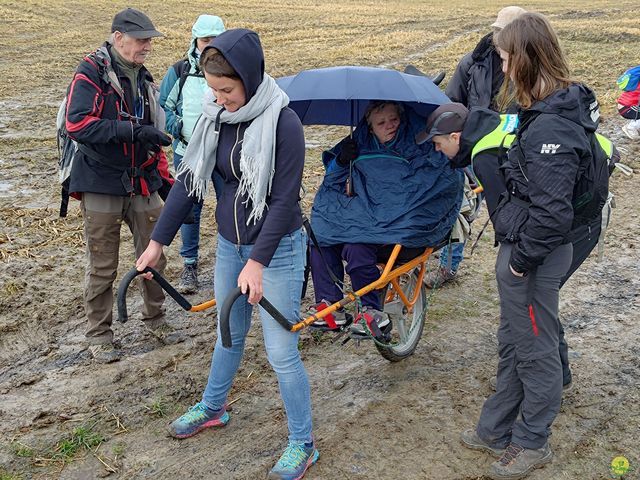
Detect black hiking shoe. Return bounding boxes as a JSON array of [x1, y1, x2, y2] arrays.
[[178, 263, 198, 294], [460, 429, 505, 457], [489, 442, 553, 480]]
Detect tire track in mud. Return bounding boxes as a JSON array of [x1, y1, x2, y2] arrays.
[[377, 24, 484, 70]]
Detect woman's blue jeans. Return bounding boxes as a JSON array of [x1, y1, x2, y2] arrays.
[[202, 229, 313, 443]]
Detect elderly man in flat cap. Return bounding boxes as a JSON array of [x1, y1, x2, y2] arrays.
[[65, 8, 177, 362]]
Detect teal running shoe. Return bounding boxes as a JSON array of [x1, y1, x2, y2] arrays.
[[267, 441, 319, 480], [168, 402, 229, 439]]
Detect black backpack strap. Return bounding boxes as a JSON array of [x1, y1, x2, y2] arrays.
[[178, 71, 204, 99], [496, 131, 510, 167], [171, 58, 193, 102]]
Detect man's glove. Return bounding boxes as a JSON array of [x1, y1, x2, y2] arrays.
[[134, 125, 172, 153], [337, 137, 358, 167], [157, 176, 173, 201]]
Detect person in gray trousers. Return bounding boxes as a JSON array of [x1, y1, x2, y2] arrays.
[[454, 12, 607, 480]]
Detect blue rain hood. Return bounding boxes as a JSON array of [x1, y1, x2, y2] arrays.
[[311, 107, 463, 248], [191, 14, 225, 40], [205, 28, 264, 100]]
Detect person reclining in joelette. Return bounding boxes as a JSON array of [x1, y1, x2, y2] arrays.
[[309, 101, 463, 337]]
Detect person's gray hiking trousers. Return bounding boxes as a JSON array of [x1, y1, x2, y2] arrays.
[[476, 241, 572, 450], [82, 192, 166, 344]]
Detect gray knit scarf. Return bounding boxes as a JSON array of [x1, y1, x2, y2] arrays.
[[177, 74, 289, 224]]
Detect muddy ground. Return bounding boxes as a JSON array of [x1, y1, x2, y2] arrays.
[[1, 2, 640, 480]]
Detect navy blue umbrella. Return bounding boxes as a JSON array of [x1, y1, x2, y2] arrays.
[[276, 66, 450, 126]]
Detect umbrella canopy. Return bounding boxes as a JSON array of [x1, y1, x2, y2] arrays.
[[276, 65, 450, 126]]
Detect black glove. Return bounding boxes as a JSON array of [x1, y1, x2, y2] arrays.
[[133, 125, 172, 153], [157, 176, 173, 201], [337, 137, 358, 167]]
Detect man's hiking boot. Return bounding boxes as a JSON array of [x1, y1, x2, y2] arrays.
[[424, 266, 457, 288], [460, 429, 505, 457], [489, 376, 573, 392], [168, 402, 229, 439], [622, 123, 640, 140], [88, 343, 121, 364], [489, 442, 553, 480], [178, 262, 198, 294], [309, 300, 351, 331], [145, 320, 186, 345], [267, 440, 319, 480], [350, 307, 391, 339]]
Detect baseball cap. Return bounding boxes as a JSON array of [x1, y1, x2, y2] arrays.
[[416, 103, 469, 144], [111, 8, 163, 39], [491, 6, 527, 30]]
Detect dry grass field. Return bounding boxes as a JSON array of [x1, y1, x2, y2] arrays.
[[1, 1, 639, 479]]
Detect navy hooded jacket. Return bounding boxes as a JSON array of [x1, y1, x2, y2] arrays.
[[152, 29, 305, 266], [311, 107, 463, 248]]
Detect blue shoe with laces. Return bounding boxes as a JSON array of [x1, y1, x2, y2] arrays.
[[267, 440, 319, 480], [168, 401, 229, 439]]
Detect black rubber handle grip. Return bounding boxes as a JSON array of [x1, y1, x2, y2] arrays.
[[219, 286, 293, 348], [117, 267, 192, 323]]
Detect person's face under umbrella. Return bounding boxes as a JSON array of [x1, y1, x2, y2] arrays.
[[369, 104, 401, 143]]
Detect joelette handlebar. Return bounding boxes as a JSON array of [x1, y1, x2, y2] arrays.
[[117, 267, 192, 323], [219, 287, 293, 348], [117, 268, 294, 348]]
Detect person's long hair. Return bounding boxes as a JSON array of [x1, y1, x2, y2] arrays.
[[494, 12, 573, 109]]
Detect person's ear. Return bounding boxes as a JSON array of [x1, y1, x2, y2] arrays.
[[113, 31, 123, 46], [451, 132, 462, 144]]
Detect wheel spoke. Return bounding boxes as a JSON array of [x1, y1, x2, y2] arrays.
[[378, 270, 427, 361]]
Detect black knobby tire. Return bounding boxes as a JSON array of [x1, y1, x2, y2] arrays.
[[376, 270, 427, 362]]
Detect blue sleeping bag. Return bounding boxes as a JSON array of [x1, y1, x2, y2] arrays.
[[311, 108, 463, 248]]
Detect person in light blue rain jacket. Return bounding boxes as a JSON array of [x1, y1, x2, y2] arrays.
[[159, 14, 225, 294]]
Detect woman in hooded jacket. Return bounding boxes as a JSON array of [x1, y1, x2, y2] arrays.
[[137, 29, 318, 480], [459, 13, 602, 480]]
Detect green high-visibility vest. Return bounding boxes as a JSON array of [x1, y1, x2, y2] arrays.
[[471, 114, 518, 160], [594, 133, 613, 158], [471, 113, 614, 160]]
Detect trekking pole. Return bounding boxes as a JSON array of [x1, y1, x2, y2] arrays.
[[469, 217, 491, 256]]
